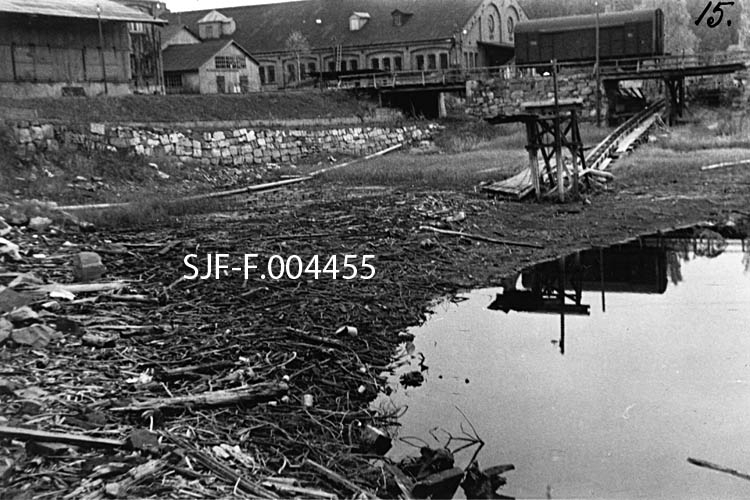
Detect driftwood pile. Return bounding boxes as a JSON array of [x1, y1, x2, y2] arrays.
[[0, 188, 528, 498]]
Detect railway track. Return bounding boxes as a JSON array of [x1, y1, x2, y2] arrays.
[[584, 98, 666, 173], [483, 100, 666, 199]]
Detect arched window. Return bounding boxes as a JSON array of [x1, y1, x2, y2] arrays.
[[488, 15, 495, 40], [507, 16, 515, 41]]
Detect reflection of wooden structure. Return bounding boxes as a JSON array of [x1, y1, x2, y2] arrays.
[[489, 254, 590, 355]]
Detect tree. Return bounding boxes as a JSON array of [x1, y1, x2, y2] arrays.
[[284, 31, 311, 83], [639, 0, 699, 54]]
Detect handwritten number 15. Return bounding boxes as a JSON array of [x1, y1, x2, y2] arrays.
[[695, 1, 735, 28]]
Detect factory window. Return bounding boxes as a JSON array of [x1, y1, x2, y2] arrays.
[[428, 54, 436, 69], [165, 73, 182, 91], [260, 65, 276, 84], [439, 53, 448, 69], [215, 55, 246, 69], [507, 17, 515, 41], [128, 22, 146, 33]]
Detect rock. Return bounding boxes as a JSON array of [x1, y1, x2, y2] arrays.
[[28, 216, 52, 232], [0, 237, 21, 261], [72, 251, 106, 282], [126, 429, 161, 453], [11, 324, 62, 348], [460, 462, 514, 499], [0, 378, 20, 395], [8, 306, 39, 324], [90, 123, 106, 135], [0, 287, 33, 313], [412, 467, 464, 499], [0, 318, 11, 344]]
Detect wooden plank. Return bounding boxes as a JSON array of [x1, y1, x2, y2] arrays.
[[0, 426, 125, 448]]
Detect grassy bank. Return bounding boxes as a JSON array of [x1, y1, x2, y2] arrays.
[[0, 91, 370, 123], [317, 119, 614, 189]]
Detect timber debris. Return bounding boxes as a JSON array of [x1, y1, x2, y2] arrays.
[[0, 189, 531, 498]]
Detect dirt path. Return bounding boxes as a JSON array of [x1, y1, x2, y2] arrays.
[[1, 157, 748, 498]]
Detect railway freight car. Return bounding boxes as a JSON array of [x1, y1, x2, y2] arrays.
[[514, 9, 663, 66]]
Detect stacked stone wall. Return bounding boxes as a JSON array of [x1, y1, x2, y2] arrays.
[[465, 71, 607, 120], [9, 121, 438, 165]]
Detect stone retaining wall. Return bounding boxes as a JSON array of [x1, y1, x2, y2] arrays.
[[465, 71, 607, 120], [10, 120, 438, 166]]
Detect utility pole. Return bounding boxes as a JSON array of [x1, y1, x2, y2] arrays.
[[595, 1, 601, 127], [97, 3, 108, 95]]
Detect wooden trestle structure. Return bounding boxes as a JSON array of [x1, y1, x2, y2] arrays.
[[487, 97, 587, 202]]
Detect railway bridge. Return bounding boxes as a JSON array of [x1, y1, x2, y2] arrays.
[[328, 51, 749, 120]]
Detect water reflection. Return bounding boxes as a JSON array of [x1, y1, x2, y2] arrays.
[[382, 232, 750, 499], [488, 232, 738, 355]]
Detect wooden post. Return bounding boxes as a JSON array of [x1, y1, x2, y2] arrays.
[[525, 119, 541, 201], [570, 110, 580, 198], [551, 59, 565, 202]]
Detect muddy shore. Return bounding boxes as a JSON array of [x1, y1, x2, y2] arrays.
[[1, 155, 749, 498]]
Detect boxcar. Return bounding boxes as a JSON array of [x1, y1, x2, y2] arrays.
[[514, 9, 664, 66]]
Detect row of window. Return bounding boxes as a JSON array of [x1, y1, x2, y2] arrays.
[[259, 51, 457, 85], [215, 55, 246, 69], [486, 15, 515, 42]]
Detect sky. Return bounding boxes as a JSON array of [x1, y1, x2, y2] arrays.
[[166, 0, 298, 12]]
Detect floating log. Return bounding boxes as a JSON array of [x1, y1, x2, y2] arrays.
[[687, 457, 750, 482]]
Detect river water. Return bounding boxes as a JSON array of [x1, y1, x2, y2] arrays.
[[378, 234, 750, 498]]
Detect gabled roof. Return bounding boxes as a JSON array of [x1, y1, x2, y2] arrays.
[[163, 39, 258, 72], [197, 9, 232, 24], [168, 0, 485, 54], [0, 0, 165, 23], [161, 24, 200, 46]]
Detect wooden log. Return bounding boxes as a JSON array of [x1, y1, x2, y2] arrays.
[[687, 457, 750, 482], [0, 425, 125, 448], [310, 143, 403, 177], [32, 282, 128, 294], [419, 226, 544, 249], [101, 459, 168, 499], [305, 459, 374, 498], [700, 158, 750, 171], [110, 382, 288, 411]]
